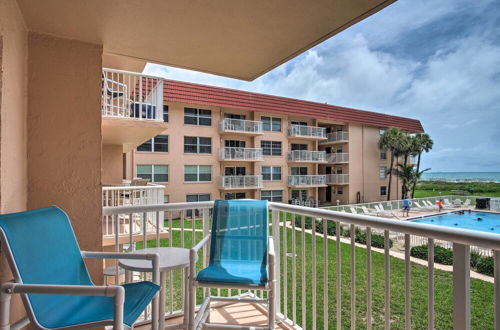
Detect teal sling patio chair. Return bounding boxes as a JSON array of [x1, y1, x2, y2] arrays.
[[0, 206, 160, 330], [188, 200, 276, 329]]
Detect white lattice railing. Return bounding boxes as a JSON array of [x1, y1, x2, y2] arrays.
[[287, 150, 326, 163], [219, 175, 263, 189], [219, 118, 263, 134], [288, 175, 327, 187], [322, 131, 349, 143], [219, 147, 264, 161], [288, 125, 326, 139], [326, 152, 349, 163], [326, 174, 349, 185]]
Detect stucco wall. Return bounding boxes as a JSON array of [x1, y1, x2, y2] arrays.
[[27, 33, 103, 281], [102, 144, 123, 185], [0, 0, 28, 322]]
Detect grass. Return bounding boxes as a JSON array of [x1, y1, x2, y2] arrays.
[[414, 181, 500, 198], [414, 189, 500, 198], [135, 222, 495, 329]]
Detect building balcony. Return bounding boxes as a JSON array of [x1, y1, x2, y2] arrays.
[[102, 182, 168, 246], [219, 118, 263, 135], [326, 174, 349, 185], [219, 147, 264, 162], [327, 152, 349, 164], [101, 69, 167, 152], [287, 150, 327, 163], [288, 175, 327, 187], [287, 124, 327, 140], [320, 131, 349, 144], [100, 198, 495, 328], [219, 175, 263, 190]]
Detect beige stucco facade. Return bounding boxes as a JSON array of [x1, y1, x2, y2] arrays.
[[114, 100, 404, 206]]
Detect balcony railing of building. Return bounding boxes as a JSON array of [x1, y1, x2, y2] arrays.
[[288, 175, 327, 187], [102, 183, 165, 239], [219, 175, 263, 189], [326, 173, 349, 185], [321, 131, 349, 143], [219, 147, 264, 161], [219, 118, 263, 134], [288, 124, 327, 139], [287, 150, 326, 163], [327, 152, 349, 163], [102, 200, 500, 329], [101, 68, 164, 121]]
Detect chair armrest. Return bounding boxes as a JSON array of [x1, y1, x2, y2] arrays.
[[191, 234, 211, 253], [81, 251, 160, 286], [268, 237, 275, 258], [0, 283, 125, 330]]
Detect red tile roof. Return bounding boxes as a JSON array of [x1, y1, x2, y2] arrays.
[[163, 79, 424, 132]]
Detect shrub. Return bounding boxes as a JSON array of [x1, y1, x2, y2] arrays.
[[410, 244, 453, 265], [355, 231, 393, 249], [470, 251, 482, 269], [476, 256, 494, 276]]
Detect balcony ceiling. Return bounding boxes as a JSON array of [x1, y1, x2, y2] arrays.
[[16, 0, 395, 81]]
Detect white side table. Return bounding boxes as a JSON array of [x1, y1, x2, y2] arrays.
[[119, 247, 196, 329]]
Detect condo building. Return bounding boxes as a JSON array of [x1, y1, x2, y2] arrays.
[[102, 71, 424, 208]]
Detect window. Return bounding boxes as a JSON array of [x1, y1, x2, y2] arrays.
[[186, 194, 211, 202], [337, 187, 343, 195], [291, 121, 307, 126], [184, 165, 212, 182], [336, 167, 343, 174], [291, 190, 307, 200], [224, 140, 246, 148], [380, 186, 387, 196], [379, 166, 387, 179], [261, 190, 283, 202], [291, 167, 308, 175], [136, 165, 168, 182], [225, 192, 246, 200], [336, 146, 343, 153], [380, 151, 387, 160], [184, 136, 212, 154], [291, 143, 308, 151], [164, 195, 169, 204], [262, 166, 281, 181], [163, 105, 169, 122], [137, 135, 169, 152], [224, 167, 246, 176], [261, 141, 282, 156], [184, 107, 212, 126], [261, 116, 281, 132], [224, 113, 246, 120]]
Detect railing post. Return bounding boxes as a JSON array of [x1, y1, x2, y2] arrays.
[[453, 243, 470, 330], [271, 209, 281, 316], [156, 80, 163, 120]]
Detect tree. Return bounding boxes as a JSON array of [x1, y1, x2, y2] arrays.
[[392, 164, 431, 199], [379, 128, 405, 201], [410, 133, 434, 197]]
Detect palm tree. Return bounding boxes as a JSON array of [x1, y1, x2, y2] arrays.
[[392, 164, 431, 199], [379, 128, 405, 200], [410, 133, 434, 197]]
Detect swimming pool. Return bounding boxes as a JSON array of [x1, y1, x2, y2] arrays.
[[411, 211, 500, 234]]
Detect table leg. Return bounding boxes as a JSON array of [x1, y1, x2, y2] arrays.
[[159, 271, 166, 329]]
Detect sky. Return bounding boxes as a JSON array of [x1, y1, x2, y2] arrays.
[[144, 0, 500, 173]]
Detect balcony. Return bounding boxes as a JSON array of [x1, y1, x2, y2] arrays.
[[287, 124, 327, 140], [219, 118, 263, 135], [287, 150, 326, 163], [327, 152, 349, 163], [102, 183, 168, 246], [101, 69, 167, 152], [321, 131, 349, 144], [100, 198, 499, 329], [326, 173, 349, 185], [219, 175, 263, 190], [288, 174, 327, 187], [219, 147, 264, 162]]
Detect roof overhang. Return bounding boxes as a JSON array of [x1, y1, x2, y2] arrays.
[[17, 0, 396, 80]]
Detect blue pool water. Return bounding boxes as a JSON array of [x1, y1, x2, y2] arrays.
[[411, 211, 500, 234]]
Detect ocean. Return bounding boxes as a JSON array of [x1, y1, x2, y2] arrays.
[[421, 172, 500, 183]]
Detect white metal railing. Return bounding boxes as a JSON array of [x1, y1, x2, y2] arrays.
[[219, 118, 263, 134], [102, 200, 500, 329], [326, 174, 349, 184], [288, 125, 326, 139], [219, 147, 264, 161], [287, 150, 326, 163], [219, 175, 263, 189], [326, 152, 349, 163], [102, 68, 164, 121], [322, 131, 349, 143], [288, 175, 327, 187], [102, 184, 165, 237]]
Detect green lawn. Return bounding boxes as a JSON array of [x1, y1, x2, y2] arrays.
[[414, 189, 500, 198], [136, 223, 495, 329]]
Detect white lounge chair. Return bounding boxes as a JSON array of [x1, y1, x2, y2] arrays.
[[349, 207, 358, 214], [361, 206, 379, 216], [463, 199, 471, 207], [423, 200, 439, 210], [411, 201, 430, 212], [376, 204, 397, 217]]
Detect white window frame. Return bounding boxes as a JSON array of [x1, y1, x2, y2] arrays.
[[184, 136, 212, 154], [261, 116, 282, 132], [137, 135, 169, 152], [262, 166, 282, 181], [136, 164, 168, 183], [379, 166, 387, 179], [261, 190, 283, 202], [184, 165, 212, 182], [261, 140, 282, 156], [184, 107, 212, 126]]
